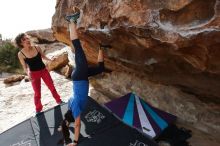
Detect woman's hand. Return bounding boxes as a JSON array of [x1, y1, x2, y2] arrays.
[[27, 71, 32, 81], [23, 75, 31, 82], [67, 143, 76, 146], [67, 140, 78, 146]]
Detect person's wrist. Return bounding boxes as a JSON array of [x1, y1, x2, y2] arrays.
[[73, 140, 78, 144]]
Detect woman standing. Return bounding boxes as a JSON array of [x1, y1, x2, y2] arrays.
[[15, 33, 62, 114]]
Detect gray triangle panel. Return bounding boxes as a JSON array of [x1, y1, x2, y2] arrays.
[[31, 105, 66, 146], [0, 119, 38, 146]]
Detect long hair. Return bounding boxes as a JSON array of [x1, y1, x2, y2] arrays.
[[58, 110, 75, 145], [14, 33, 25, 48]]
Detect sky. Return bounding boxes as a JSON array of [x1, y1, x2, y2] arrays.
[[0, 0, 56, 39]]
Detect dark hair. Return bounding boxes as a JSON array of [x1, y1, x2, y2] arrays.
[[14, 33, 25, 48], [58, 110, 75, 145]]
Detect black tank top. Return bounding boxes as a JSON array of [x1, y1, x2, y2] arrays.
[[21, 47, 45, 71]]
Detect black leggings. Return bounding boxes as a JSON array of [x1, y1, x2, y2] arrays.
[[71, 39, 104, 81]]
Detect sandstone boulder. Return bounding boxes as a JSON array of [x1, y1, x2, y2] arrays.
[[52, 0, 220, 101], [46, 52, 69, 71], [3, 75, 25, 84]]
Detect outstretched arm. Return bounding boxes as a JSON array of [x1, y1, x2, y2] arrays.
[[65, 116, 80, 146], [36, 46, 52, 62], [72, 116, 81, 146]]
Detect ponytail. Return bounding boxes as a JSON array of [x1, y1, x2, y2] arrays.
[[58, 110, 75, 145]]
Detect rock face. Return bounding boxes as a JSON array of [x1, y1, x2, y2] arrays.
[[52, 0, 220, 102], [26, 29, 56, 43], [46, 52, 69, 71], [26, 29, 67, 54]]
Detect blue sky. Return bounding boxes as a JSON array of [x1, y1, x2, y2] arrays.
[[0, 0, 56, 39]]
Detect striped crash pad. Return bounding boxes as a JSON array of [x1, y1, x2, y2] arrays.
[[105, 93, 176, 138]]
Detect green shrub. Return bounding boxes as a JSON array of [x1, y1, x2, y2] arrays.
[[0, 41, 23, 73]]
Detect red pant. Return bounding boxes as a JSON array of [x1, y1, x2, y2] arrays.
[[30, 68, 61, 112]]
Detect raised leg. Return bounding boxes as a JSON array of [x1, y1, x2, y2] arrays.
[[68, 19, 88, 81]]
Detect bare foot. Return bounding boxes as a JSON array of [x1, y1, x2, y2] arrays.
[[72, 6, 80, 13]]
